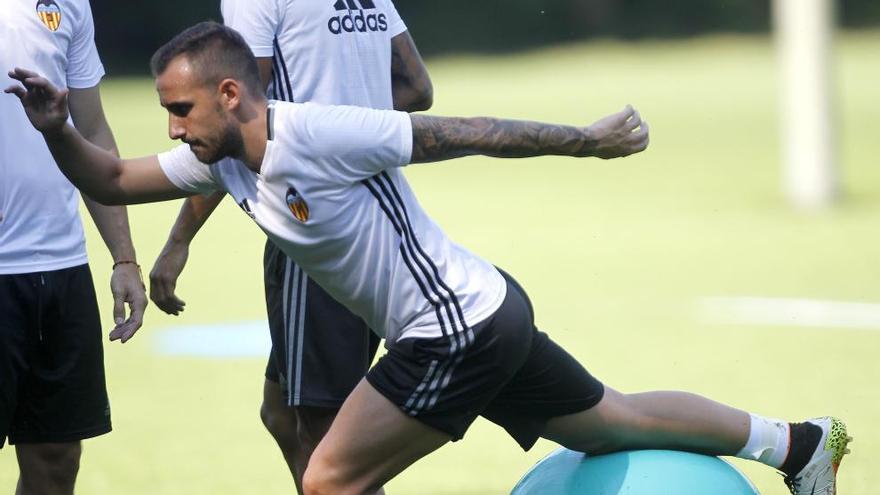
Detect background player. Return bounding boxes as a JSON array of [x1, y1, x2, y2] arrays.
[[6, 22, 850, 495], [146, 0, 431, 491], [0, 1, 147, 494]]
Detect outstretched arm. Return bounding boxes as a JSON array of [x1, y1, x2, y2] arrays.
[[410, 105, 649, 163], [5, 68, 191, 205]]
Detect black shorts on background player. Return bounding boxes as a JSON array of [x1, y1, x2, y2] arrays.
[[0, 264, 112, 448], [263, 241, 380, 407], [367, 269, 605, 450]]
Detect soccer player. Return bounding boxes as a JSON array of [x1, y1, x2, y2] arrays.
[[6, 22, 850, 495], [147, 0, 431, 489], [0, 1, 147, 494]]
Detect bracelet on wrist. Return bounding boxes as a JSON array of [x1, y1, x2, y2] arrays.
[[112, 260, 145, 288]]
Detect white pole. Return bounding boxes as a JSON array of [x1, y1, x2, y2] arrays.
[[773, 0, 837, 209]]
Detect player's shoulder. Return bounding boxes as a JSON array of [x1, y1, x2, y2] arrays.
[[32, 0, 95, 35], [221, 0, 286, 16], [271, 100, 320, 145], [66, 0, 92, 9], [271, 101, 361, 157], [274, 100, 378, 137], [221, 0, 275, 10], [272, 100, 331, 128], [55, 0, 93, 22]]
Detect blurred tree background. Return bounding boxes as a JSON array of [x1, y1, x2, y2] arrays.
[[91, 0, 880, 74]]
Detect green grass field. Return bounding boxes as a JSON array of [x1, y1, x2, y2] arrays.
[[2, 32, 878, 493]]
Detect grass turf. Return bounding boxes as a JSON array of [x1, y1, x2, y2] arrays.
[[1, 31, 878, 493]]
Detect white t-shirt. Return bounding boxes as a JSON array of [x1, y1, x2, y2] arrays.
[[158, 101, 507, 343], [221, 0, 406, 108], [0, 0, 105, 274]]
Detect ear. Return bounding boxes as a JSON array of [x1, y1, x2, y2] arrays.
[[218, 78, 241, 110]]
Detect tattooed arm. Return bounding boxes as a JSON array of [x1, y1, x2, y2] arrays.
[[410, 105, 649, 163]]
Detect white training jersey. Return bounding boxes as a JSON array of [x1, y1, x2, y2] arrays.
[[0, 0, 104, 274], [221, 0, 406, 108], [158, 101, 507, 343]]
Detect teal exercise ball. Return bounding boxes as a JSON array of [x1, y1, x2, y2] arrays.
[[511, 449, 759, 495]]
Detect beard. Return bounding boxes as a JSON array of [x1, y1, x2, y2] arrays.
[[192, 120, 244, 165]]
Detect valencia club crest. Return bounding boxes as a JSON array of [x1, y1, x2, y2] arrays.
[[36, 0, 62, 32], [286, 186, 309, 223]]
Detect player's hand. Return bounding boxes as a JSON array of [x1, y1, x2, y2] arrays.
[[584, 105, 650, 159], [149, 242, 189, 315], [4, 67, 71, 134], [108, 263, 148, 343]]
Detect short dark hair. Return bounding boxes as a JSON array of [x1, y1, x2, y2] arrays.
[[150, 21, 264, 97]]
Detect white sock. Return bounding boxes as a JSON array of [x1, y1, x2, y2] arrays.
[[735, 413, 791, 468]]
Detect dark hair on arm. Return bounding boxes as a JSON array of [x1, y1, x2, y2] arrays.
[[150, 21, 265, 98]]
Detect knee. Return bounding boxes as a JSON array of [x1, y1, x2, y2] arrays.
[[30, 442, 81, 475], [580, 393, 669, 454], [259, 400, 275, 431], [552, 392, 658, 455], [19, 442, 82, 487], [295, 407, 336, 451], [301, 459, 343, 495], [260, 399, 297, 443], [570, 432, 624, 455], [302, 451, 370, 495], [594, 436, 636, 455]]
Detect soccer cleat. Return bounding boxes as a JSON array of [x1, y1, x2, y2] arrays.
[[783, 417, 851, 495]]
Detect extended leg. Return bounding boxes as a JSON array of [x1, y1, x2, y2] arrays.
[[541, 386, 851, 495], [541, 386, 750, 455]]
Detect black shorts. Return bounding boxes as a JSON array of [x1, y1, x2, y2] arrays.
[[263, 241, 380, 408], [367, 269, 604, 451], [0, 264, 112, 448]]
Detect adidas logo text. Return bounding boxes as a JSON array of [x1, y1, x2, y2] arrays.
[[328, 0, 388, 34]]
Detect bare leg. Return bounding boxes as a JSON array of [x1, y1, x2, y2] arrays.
[[295, 407, 388, 495], [15, 441, 82, 495], [261, 379, 306, 491], [294, 406, 335, 474], [542, 386, 750, 456], [302, 379, 451, 495], [262, 379, 387, 495]]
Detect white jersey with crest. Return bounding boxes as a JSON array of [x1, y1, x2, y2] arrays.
[[158, 101, 507, 343], [0, 0, 104, 274], [221, 0, 406, 108]]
